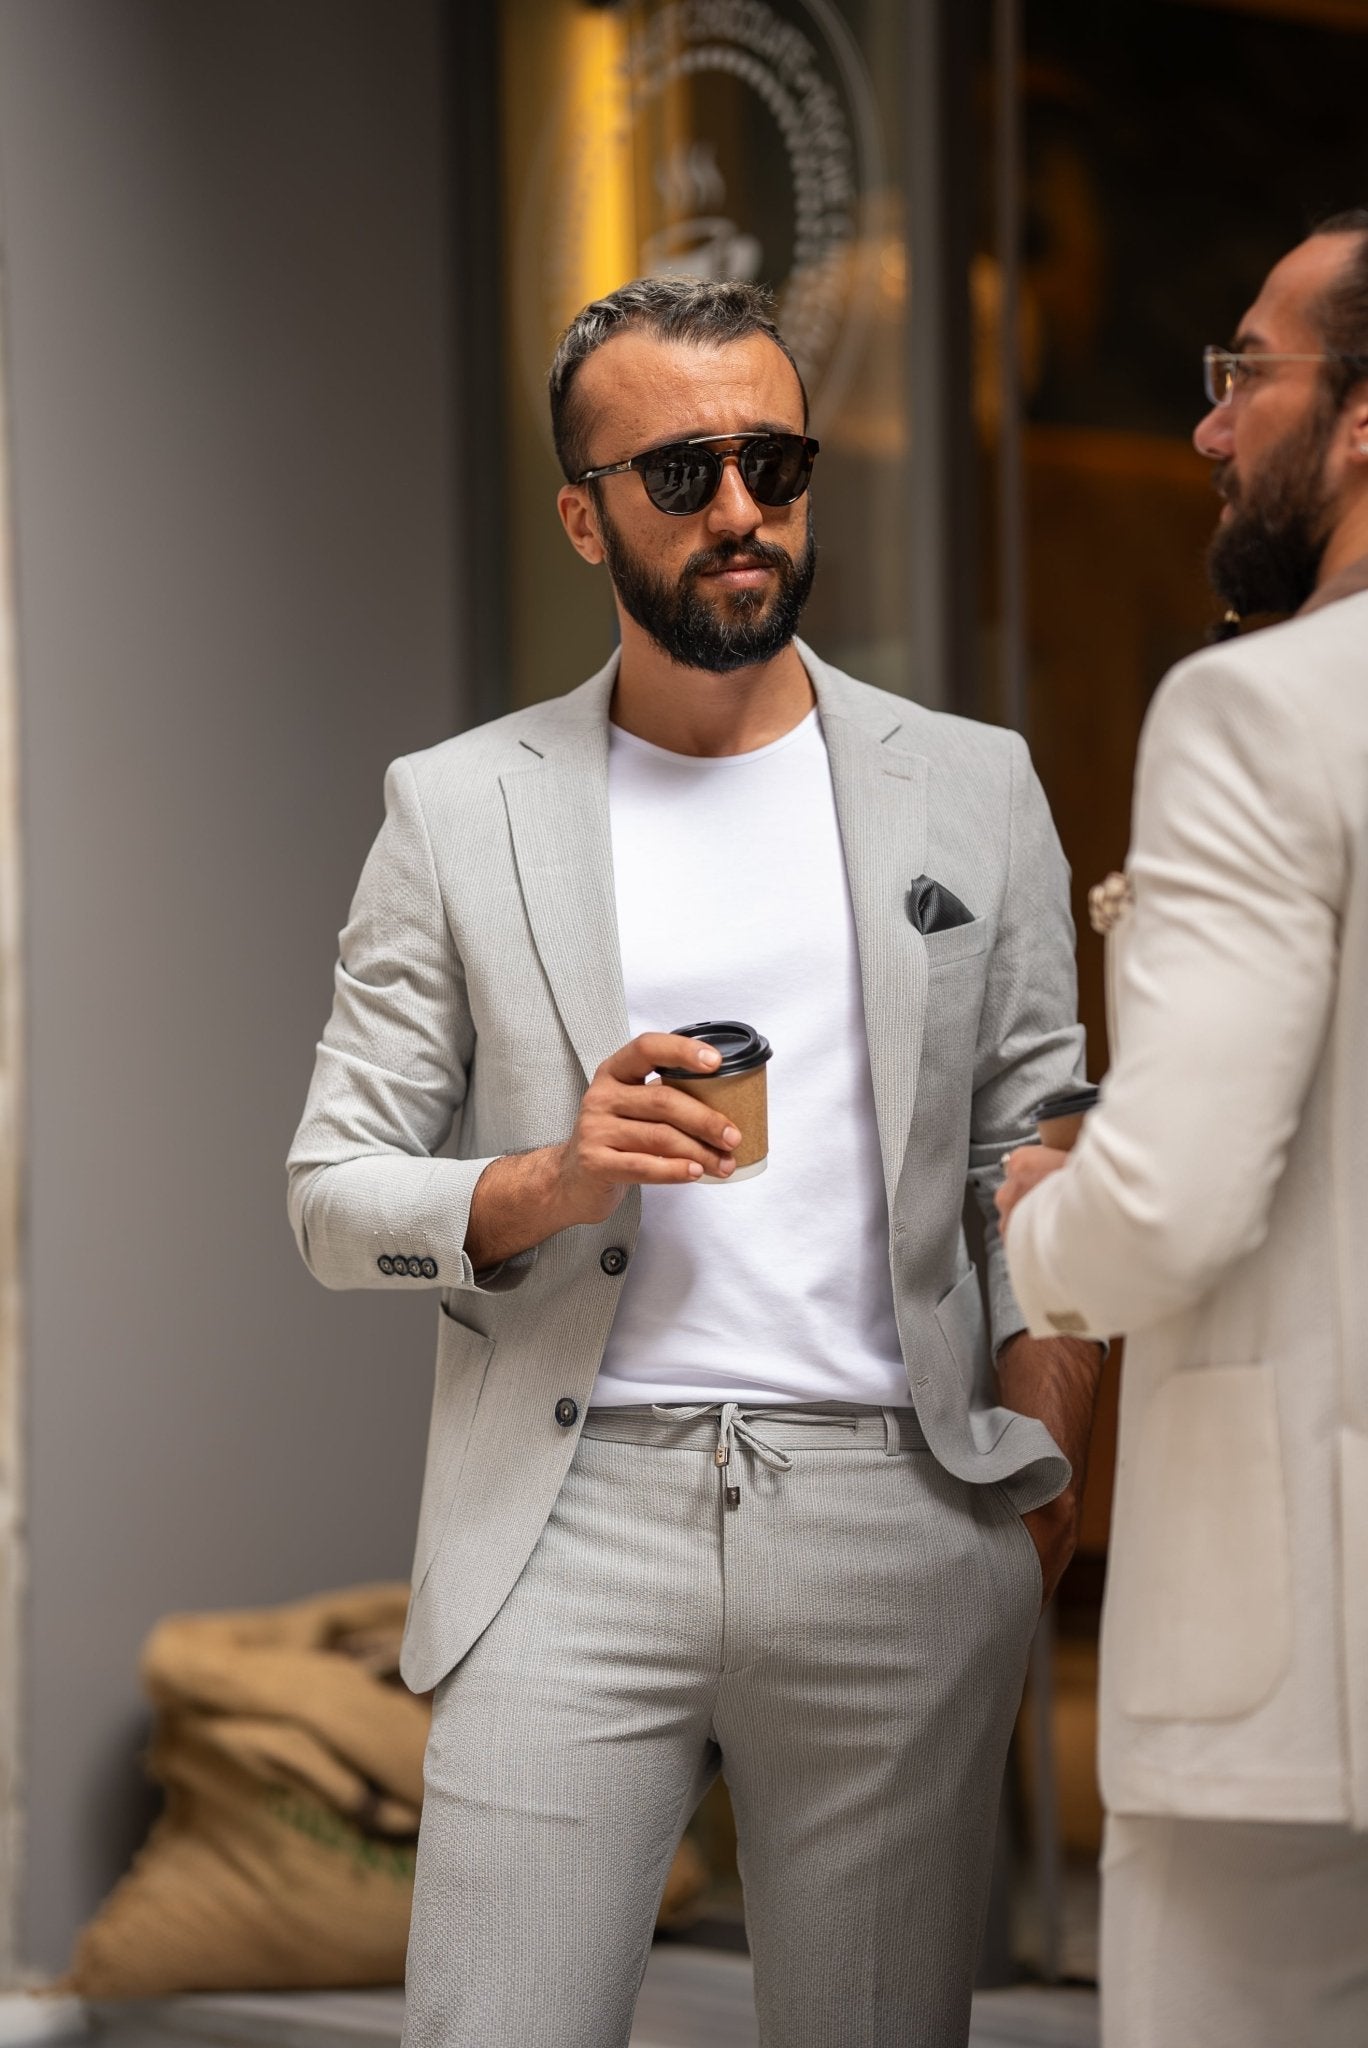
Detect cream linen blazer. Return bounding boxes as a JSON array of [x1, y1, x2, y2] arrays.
[[1007, 590, 1368, 1829]]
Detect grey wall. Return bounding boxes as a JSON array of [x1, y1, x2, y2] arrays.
[[0, 0, 462, 1971]]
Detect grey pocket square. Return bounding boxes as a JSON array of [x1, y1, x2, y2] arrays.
[[906, 875, 976, 934]]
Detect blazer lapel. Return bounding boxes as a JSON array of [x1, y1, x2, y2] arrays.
[[810, 654, 930, 1208], [500, 661, 630, 1085]]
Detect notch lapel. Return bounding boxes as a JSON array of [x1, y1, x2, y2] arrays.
[[500, 672, 630, 1086], [814, 671, 930, 1209]]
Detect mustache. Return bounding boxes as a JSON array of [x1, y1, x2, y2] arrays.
[[1214, 463, 1240, 507], [682, 537, 796, 579]]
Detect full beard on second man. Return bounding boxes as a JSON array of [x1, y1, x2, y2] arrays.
[[1208, 400, 1338, 617]]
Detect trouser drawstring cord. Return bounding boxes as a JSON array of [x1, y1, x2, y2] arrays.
[[651, 1401, 858, 1507]]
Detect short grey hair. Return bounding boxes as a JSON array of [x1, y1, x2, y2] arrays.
[[548, 276, 808, 483]]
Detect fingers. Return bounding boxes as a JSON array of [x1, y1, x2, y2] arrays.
[[593, 1037, 741, 1157], [620, 1081, 740, 1146], [999, 1146, 1070, 1193], [601, 1032, 722, 1084], [994, 1145, 1069, 1231], [1005, 1143, 1069, 1174], [583, 1113, 737, 1180], [571, 1034, 743, 1192], [607, 1152, 717, 1186]]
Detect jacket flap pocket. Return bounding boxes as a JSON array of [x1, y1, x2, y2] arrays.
[[1113, 1363, 1291, 1722], [411, 1307, 496, 1592], [933, 1266, 989, 1399]]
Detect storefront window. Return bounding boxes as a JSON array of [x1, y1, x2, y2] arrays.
[[497, 0, 918, 708]]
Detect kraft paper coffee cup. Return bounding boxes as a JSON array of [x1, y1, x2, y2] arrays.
[[658, 1021, 772, 1183], [1032, 1083, 1101, 1153]]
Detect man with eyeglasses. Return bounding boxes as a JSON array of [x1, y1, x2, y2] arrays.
[[289, 276, 1097, 2048], [999, 214, 1368, 2045]]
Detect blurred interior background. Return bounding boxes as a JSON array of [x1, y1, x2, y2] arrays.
[[0, 0, 1365, 2002]]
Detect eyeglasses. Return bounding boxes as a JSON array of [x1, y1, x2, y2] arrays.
[[576, 431, 820, 516], [1202, 344, 1368, 407]]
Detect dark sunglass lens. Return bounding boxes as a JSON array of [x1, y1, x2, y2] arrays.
[[640, 447, 719, 515], [740, 435, 811, 506]]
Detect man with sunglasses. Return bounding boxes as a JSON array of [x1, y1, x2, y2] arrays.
[[999, 215, 1368, 2045], [290, 277, 1097, 2048]]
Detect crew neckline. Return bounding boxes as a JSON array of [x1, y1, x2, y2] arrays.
[[609, 707, 819, 767]]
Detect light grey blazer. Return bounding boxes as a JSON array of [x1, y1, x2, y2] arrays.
[[288, 643, 1084, 1692]]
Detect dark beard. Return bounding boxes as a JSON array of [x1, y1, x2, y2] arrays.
[[598, 499, 817, 674], [1207, 404, 1335, 617]]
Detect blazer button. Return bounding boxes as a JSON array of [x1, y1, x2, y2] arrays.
[[419, 1257, 438, 1279], [600, 1246, 628, 1276], [377, 1255, 395, 1275], [554, 1397, 579, 1428]]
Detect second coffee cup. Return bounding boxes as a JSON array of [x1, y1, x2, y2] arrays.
[[659, 1021, 772, 1183]]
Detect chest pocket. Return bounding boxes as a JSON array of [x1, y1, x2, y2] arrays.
[[919, 917, 991, 1085], [923, 916, 989, 971]]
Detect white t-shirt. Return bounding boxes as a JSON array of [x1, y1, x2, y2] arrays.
[[594, 708, 907, 1408]]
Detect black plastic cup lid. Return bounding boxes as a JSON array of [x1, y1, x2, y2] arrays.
[[1032, 1084, 1101, 1122], [658, 1020, 772, 1080]]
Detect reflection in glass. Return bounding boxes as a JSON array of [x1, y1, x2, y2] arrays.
[[497, 0, 918, 708]]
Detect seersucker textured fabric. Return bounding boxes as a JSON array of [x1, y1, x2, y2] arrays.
[[400, 1405, 1042, 2048], [286, 643, 1084, 1698]]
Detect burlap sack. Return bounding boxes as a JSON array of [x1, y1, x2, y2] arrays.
[[67, 1582, 706, 1996]]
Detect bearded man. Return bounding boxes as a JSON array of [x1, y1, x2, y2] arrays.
[[999, 214, 1368, 2046], [289, 277, 1097, 2048]]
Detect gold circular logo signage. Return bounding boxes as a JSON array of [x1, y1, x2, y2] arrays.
[[516, 0, 883, 439]]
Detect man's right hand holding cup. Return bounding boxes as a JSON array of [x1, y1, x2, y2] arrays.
[[466, 1032, 742, 1267]]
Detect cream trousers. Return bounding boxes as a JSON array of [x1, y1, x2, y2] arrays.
[[1102, 1810, 1368, 2047]]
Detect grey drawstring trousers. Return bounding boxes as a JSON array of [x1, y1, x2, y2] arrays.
[[401, 1401, 1042, 2048]]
